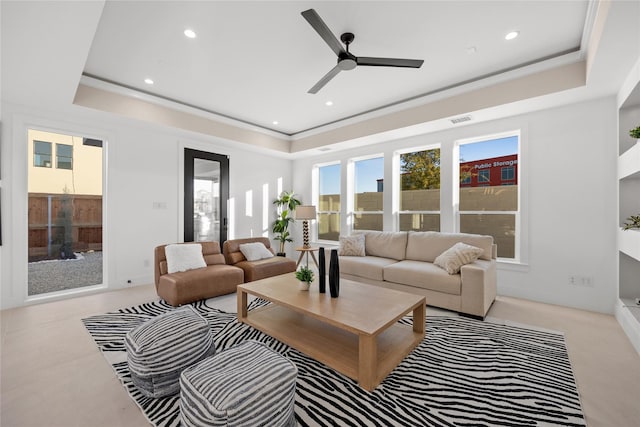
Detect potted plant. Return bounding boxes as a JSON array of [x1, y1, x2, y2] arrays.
[[295, 266, 315, 290], [272, 191, 301, 256], [630, 126, 640, 140], [623, 214, 640, 231]]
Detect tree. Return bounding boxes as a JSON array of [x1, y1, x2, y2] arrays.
[[400, 150, 441, 190], [55, 185, 76, 259]]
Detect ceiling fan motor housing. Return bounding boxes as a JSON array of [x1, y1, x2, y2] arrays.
[[338, 52, 357, 70]]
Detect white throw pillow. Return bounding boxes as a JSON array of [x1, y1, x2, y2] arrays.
[[165, 244, 207, 274], [338, 234, 366, 256], [434, 242, 485, 275], [239, 242, 274, 262]]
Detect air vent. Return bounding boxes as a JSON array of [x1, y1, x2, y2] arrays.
[[450, 115, 472, 124]]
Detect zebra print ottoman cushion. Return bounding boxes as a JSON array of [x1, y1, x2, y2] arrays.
[[124, 305, 215, 398], [179, 340, 298, 427]]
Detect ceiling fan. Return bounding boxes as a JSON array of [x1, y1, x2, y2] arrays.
[[301, 8, 424, 94]]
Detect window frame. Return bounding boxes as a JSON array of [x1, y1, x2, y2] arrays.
[[456, 131, 521, 262], [33, 140, 52, 168], [349, 154, 384, 233], [313, 161, 341, 243], [56, 143, 73, 170], [501, 166, 515, 181], [395, 144, 442, 232], [478, 169, 490, 183]]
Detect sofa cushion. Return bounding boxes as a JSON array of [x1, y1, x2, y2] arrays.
[[406, 231, 494, 262], [239, 242, 274, 261], [383, 260, 462, 295], [223, 237, 275, 265], [157, 264, 244, 306], [165, 243, 207, 273], [339, 255, 399, 281], [434, 242, 485, 274], [359, 231, 408, 260], [338, 234, 365, 256], [236, 257, 296, 282]]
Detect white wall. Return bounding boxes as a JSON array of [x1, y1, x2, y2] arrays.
[[292, 96, 618, 314], [0, 101, 292, 309], [0, 96, 619, 313]]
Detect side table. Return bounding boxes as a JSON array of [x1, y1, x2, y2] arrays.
[[295, 247, 319, 269]]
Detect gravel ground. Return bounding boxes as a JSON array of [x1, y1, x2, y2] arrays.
[[28, 251, 103, 295]]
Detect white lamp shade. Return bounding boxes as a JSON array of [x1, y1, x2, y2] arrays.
[[295, 205, 317, 220]]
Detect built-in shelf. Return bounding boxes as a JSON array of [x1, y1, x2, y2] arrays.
[[617, 58, 640, 355], [619, 141, 640, 180], [616, 298, 640, 354], [619, 228, 640, 262], [621, 298, 640, 321]]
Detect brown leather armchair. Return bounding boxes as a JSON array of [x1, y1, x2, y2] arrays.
[[154, 241, 244, 306], [223, 237, 296, 282]]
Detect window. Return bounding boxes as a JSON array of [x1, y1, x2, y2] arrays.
[[317, 163, 340, 241], [27, 129, 104, 297], [398, 148, 440, 232], [56, 143, 73, 169], [352, 156, 383, 231], [458, 135, 519, 259], [34, 141, 52, 168], [501, 166, 514, 181]]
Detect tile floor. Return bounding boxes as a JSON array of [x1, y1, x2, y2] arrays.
[[1, 284, 639, 427]]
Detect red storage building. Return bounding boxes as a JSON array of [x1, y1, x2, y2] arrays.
[[460, 154, 518, 187]]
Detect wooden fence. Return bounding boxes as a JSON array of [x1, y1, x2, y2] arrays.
[[28, 193, 102, 258]]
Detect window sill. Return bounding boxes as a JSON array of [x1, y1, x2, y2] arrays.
[[497, 259, 529, 272]]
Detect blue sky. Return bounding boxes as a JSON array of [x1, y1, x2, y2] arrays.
[[459, 135, 518, 162], [319, 163, 341, 194], [319, 135, 519, 193], [355, 157, 384, 193]]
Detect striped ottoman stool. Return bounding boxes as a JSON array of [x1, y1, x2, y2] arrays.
[[180, 340, 298, 427], [125, 305, 215, 398]]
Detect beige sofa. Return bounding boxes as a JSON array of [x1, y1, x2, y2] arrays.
[[338, 231, 497, 319], [154, 242, 244, 307], [223, 237, 296, 282]]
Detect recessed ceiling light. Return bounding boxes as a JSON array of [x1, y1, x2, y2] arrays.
[[272, 121, 279, 125], [325, 101, 333, 106], [505, 31, 519, 41], [184, 29, 196, 39], [144, 78, 154, 85]]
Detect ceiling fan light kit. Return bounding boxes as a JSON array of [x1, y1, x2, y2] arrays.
[[301, 9, 424, 94]]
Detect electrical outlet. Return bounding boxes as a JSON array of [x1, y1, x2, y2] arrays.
[[568, 275, 594, 287]]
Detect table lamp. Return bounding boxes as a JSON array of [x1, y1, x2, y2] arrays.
[[295, 205, 317, 248]]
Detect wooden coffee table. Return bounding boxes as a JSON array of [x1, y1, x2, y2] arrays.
[[237, 274, 426, 391]]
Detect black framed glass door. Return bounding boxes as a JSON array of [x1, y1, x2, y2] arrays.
[[184, 148, 229, 245]]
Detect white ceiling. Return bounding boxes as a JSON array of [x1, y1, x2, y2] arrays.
[[83, 1, 591, 135], [2, 0, 639, 156]]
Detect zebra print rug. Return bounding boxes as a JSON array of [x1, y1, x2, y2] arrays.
[[82, 299, 585, 427]]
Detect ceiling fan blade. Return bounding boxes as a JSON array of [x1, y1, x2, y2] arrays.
[[301, 9, 344, 57], [308, 65, 342, 94], [357, 57, 424, 68]]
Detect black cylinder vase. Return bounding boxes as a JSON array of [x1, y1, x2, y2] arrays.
[[318, 247, 326, 293], [329, 249, 340, 298]]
